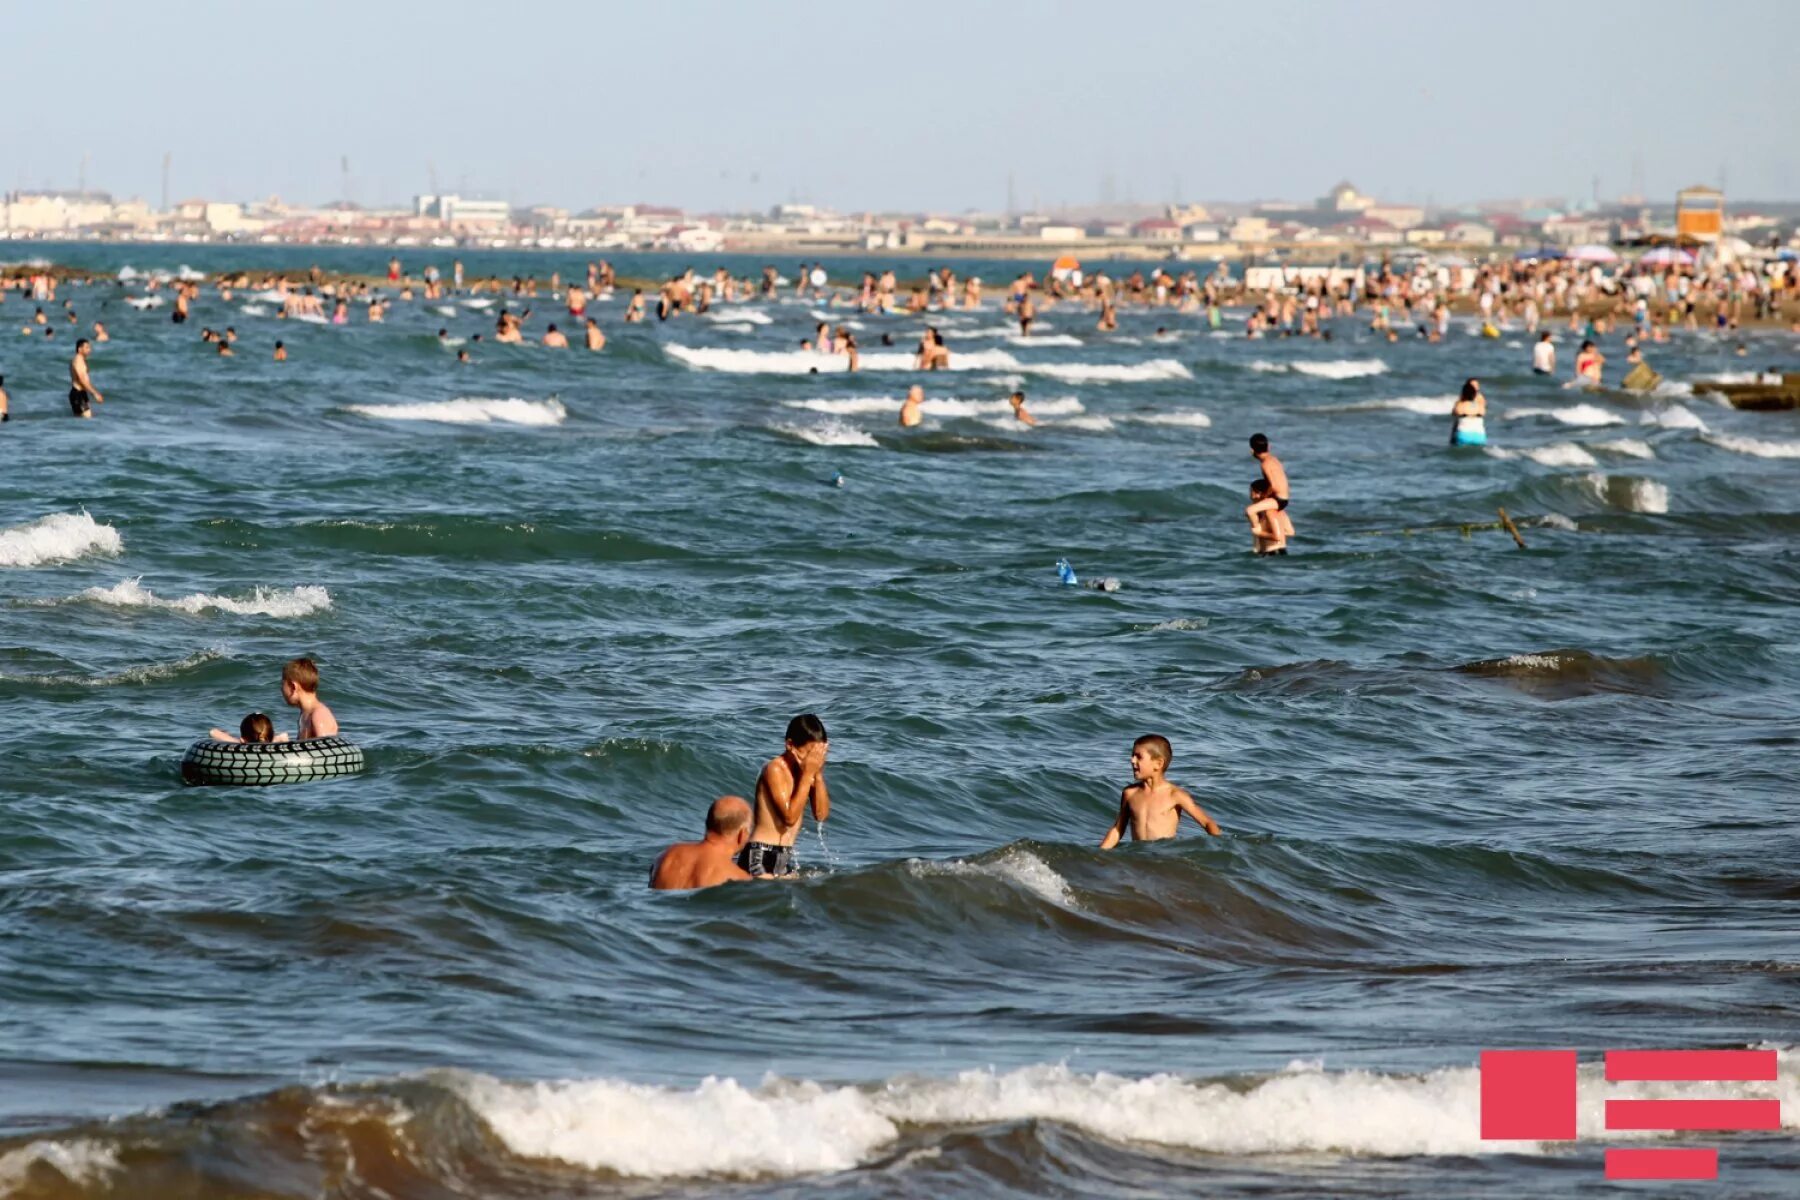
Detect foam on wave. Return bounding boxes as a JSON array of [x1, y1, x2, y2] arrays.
[[1486, 443, 1598, 467], [1703, 433, 1800, 459], [0, 512, 124, 568], [769, 420, 879, 447], [70, 579, 331, 617], [345, 398, 567, 426], [1503, 404, 1624, 427], [1026, 358, 1192, 384], [1250, 359, 1388, 379], [667, 345, 1022, 374], [784, 396, 1085, 418]]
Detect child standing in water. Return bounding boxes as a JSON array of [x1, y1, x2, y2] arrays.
[[1099, 735, 1221, 848]]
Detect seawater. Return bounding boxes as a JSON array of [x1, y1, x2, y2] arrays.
[[1, 244, 1796, 1198]]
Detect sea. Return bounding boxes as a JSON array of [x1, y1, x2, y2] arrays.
[[1, 243, 1796, 1198]]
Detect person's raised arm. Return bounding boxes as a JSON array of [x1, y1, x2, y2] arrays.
[[766, 747, 820, 828], [1178, 792, 1222, 836], [1099, 791, 1130, 850], [809, 755, 831, 824]]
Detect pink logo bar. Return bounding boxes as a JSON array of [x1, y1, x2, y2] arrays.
[[1480, 1048, 1784, 1181]]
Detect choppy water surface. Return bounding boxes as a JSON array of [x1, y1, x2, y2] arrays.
[[2, 246, 1797, 1198]]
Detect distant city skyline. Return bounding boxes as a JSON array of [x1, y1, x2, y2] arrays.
[[7, 0, 1797, 213]]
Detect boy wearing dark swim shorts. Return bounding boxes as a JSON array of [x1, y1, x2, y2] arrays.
[[741, 714, 831, 878]]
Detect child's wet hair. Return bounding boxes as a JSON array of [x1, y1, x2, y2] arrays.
[[1133, 734, 1172, 765], [1251, 478, 1272, 496], [240, 712, 275, 743], [785, 713, 828, 747], [282, 657, 320, 693]]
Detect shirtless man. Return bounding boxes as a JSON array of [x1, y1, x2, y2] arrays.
[[68, 338, 103, 418], [584, 318, 606, 351], [542, 323, 568, 348], [1009, 390, 1038, 426], [899, 384, 924, 427], [741, 714, 831, 878], [1099, 734, 1221, 848], [648, 796, 755, 891], [1245, 432, 1293, 547]]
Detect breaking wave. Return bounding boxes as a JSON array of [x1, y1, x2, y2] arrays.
[[343, 398, 568, 426], [0, 512, 124, 568]]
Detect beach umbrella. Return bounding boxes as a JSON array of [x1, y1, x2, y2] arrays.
[[1777, 248, 1798, 261], [1567, 244, 1619, 263], [1514, 246, 1564, 261], [1639, 246, 1694, 266], [1050, 254, 1081, 281]]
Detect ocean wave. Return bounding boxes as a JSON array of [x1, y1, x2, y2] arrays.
[[1249, 358, 1388, 379], [666, 345, 1022, 374], [1053, 414, 1117, 432], [783, 396, 1085, 418], [1486, 443, 1598, 467], [769, 420, 879, 447], [0, 648, 224, 689], [1026, 358, 1192, 384], [1503, 404, 1624, 427], [1007, 334, 1083, 347], [0, 511, 124, 568], [1581, 474, 1669, 514], [1322, 395, 1455, 415], [1590, 438, 1656, 460], [1123, 409, 1212, 428], [702, 307, 771, 324], [344, 398, 568, 426], [64, 579, 331, 617], [1703, 433, 1800, 459], [1640, 405, 1707, 431], [0, 1138, 120, 1191], [906, 848, 1076, 907], [1455, 649, 1669, 698]]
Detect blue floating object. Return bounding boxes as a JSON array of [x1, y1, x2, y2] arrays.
[[1055, 558, 1079, 586]]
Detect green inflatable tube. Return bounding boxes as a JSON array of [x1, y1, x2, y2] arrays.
[[180, 736, 365, 786]]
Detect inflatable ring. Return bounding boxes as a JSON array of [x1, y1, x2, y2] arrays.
[[180, 736, 365, 786]]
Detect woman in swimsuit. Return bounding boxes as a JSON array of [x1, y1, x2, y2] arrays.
[[1449, 378, 1487, 447]]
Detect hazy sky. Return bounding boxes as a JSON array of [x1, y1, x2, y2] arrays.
[[6, 0, 1797, 213]]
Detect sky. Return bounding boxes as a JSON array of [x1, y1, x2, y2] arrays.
[[4, 0, 1797, 214]]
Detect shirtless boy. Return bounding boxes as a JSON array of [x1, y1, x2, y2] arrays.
[[649, 796, 755, 891], [899, 384, 924, 427], [1099, 735, 1221, 848], [281, 657, 338, 740], [742, 714, 831, 878]]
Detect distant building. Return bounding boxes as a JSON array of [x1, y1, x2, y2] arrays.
[[1132, 217, 1182, 241], [4, 189, 117, 231], [414, 194, 512, 227], [1364, 204, 1425, 230], [1037, 225, 1087, 241], [1229, 216, 1272, 242], [1675, 185, 1723, 243], [1318, 181, 1376, 213]]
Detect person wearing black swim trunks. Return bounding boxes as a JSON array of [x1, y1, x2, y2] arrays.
[[1246, 432, 1293, 551], [741, 714, 831, 878], [67, 338, 102, 419]]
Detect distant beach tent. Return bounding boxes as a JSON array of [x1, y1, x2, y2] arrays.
[[1513, 246, 1566, 261], [1050, 254, 1081, 281], [1567, 244, 1620, 263], [1639, 246, 1695, 266], [1675, 185, 1724, 243]]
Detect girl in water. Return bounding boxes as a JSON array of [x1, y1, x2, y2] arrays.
[[1449, 378, 1487, 447]]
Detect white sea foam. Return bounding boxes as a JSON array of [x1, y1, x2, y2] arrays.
[[1007, 334, 1083, 348], [703, 307, 771, 325], [0, 512, 124, 568], [238, 304, 269, 316], [451, 1058, 1800, 1179], [461, 298, 495, 309], [908, 849, 1076, 907], [1640, 405, 1707, 431], [345, 398, 567, 426], [1591, 438, 1656, 460], [1486, 443, 1598, 467], [1537, 513, 1579, 531], [1582, 474, 1670, 513], [1124, 410, 1212, 428], [667, 345, 1023, 374], [174, 264, 206, 282], [1504, 404, 1624, 427], [0, 1139, 121, 1190], [1326, 395, 1456, 415], [770, 420, 879, 448], [1250, 358, 1388, 379], [70, 579, 331, 617], [124, 295, 164, 309], [783, 396, 1085, 418], [1054, 415, 1117, 432], [1142, 617, 1210, 631], [1696, 370, 1780, 385], [1026, 358, 1192, 384], [1703, 433, 1800, 459]]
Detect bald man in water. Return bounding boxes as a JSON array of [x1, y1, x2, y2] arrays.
[[648, 796, 755, 890]]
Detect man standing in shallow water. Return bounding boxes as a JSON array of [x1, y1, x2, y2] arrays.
[[649, 796, 754, 890], [68, 338, 102, 418], [741, 714, 831, 878]]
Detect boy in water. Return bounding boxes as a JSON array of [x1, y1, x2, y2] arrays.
[[1248, 479, 1287, 553], [275, 657, 339, 740], [1099, 735, 1221, 848], [1245, 432, 1292, 550], [742, 714, 831, 878]]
